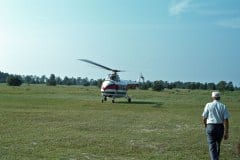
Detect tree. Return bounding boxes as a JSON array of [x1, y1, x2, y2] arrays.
[[216, 81, 227, 91], [82, 77, 90, 86], [89, 79, 97, 86], [40, 75, 47, 84], [226, 81, 234, 91], [138, 82, 149, 90], [166, 82, 175, 89], [97, 79, 104, 88], [0, 71, 9, 83], [152, 80, 164, 91], [63, 76, 71, 85], [173, 81, 184, 89], [55, 77, 62, 85], [6, 75, 23, 86], [185, 82, 196, 89], [199, 83, 207, 90], [145, 80, 153, 89], [46, 74, 57, 86], [24, 75, 32, 84], [207, 83, 216, 90]]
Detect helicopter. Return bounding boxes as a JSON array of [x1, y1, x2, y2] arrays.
[[78, 59, 144, 103]]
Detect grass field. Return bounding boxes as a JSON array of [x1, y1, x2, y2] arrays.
[[0, 84, 239, 160]]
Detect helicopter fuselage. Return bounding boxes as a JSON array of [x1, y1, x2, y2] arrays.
[[101, 80, 128, 98]]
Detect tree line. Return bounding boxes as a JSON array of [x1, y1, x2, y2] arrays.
[[0, 71, 238, 91], [142, 80, 236, 92], [0, 72, 101, 87]]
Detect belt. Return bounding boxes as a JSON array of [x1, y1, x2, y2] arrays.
[[207, 123, 223, 126]]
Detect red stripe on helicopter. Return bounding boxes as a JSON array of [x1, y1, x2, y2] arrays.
[[102, 84, 118, 90]]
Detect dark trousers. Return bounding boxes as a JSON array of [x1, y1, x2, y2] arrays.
[[206, 124, 224, 160]]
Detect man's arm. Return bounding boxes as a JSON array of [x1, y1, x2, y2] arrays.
[[224, 119, 229, 140]]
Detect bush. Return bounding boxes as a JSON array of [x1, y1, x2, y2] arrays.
[[152, 80, 164, 91], [6, 75, 23, 86]]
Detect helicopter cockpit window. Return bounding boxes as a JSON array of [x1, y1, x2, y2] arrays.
[[108, 74, 120, 81], [110, 74, 116, 80]]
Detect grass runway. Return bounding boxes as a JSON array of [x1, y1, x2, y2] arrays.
[[0, 84, 239, 159]]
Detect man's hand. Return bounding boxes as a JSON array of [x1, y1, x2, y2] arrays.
[[203, 118, 207, 128], [224, 132, 229, 140], [224, 119, 229, 140]]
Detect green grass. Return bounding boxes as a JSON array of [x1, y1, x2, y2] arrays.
[[0, 84, 239, 160]]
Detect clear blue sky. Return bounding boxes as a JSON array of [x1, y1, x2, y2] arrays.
[[1, 0, 240, 86]]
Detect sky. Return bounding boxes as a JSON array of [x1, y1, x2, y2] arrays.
[[0, 0, 240, 86]]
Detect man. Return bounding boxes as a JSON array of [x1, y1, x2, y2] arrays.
[[202, 91, 230, 160]]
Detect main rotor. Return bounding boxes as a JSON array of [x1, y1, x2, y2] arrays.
[[78, 59, 124, 74]]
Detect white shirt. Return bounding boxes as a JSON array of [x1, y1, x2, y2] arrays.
[[202, 100, 230, 124]]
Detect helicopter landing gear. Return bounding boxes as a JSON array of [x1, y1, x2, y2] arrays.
[[126, 95, 131, 103], [112, 97, 115, 103], [101, 96, 131, 103], [102, 96, 107, 103], [128, 97, 131, 103]]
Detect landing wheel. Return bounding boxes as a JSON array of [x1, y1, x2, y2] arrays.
[[112, 99, 115, 103], [102, 96, 107, 103], [128, 98, 131, 103]]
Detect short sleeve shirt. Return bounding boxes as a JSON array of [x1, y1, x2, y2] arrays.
[[202, 100, 230, 124]]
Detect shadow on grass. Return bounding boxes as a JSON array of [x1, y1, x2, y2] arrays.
[[115, 100, 163, 108]]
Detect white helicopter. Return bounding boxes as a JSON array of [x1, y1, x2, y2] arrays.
[[78, 59, 144, 103]]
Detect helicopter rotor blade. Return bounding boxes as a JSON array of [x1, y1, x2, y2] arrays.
[[78, 59, 123, 73]]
